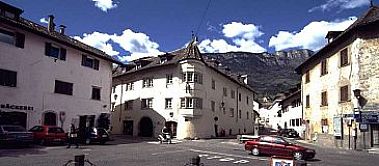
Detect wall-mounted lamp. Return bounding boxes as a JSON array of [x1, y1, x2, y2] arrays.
[[353, 89, 361, 98], [114, 94, 118, 100]]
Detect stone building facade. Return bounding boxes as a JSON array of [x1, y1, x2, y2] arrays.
[[296, 6, 379, 150], [111, 39, 258, 139]]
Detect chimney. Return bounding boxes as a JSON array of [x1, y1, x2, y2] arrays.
[[240, 74, 248, 84], [325, 31, 343, 43], [59, 25, 66, 35], [48, 15, 55, 32]]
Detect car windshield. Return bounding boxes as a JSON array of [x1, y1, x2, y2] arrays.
[[2, 126, 26, 132]]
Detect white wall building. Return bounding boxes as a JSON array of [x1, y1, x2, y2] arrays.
[[279, 90, 304, 137], [111, 39, 258, 139], [0, 2, 120, 132], [259, 100, 282, 130]]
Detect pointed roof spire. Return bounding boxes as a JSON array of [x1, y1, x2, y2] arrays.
[[180, 34, 204, 62]]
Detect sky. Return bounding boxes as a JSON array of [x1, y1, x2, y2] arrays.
[[2, 0, 375, 62]]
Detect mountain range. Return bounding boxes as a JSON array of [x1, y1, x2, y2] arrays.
[[203, 49, 313, 103]]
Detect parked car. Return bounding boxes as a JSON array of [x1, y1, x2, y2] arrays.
[[0, 125, 33, 146], [29, 125, 67, 145], [244, 135, 316, 160], [258, 127, 278, 135], [84, 127, 110, 145], [278, 129, 300, 138]]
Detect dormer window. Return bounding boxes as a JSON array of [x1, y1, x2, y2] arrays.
[[0, 2, 23, 20], [160, 57, 167, 64], [135, 63, 142, 70]]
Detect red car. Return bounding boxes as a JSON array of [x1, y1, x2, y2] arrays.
[[244, 135, 315, 160], [29, 125, 67, 145]]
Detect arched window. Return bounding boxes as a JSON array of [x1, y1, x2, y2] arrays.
[[44, 112, 57, 126]]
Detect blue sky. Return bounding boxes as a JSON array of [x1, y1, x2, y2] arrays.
[[2, 0, 374, 62]]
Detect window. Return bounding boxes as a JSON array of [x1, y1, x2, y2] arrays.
[[126, 82, 134, 91], [239, 110, 241, 119], [305, 95, 310, 108], [211, 101, 215, 112], [246, 96, 249, 105], [183, 72, 202, 84], [54, 80, 73, 95], [305, 71, 310, 83], [166, 74, 173, 84], [112, 86, 116, 93], [296, 119, 300, 126], [321, 91, 327, 106], [0, 68, 17, 87], [142, 78, 153, 88], [141, 98, 153, 109], [211, 79, 215, 89], [239, 93, 242, 102], [165, 98, 172, 109], [124, 100, 133, 110], [230, 108, 235, 117], [81, 55, 99, 70], [321, 59, 328, 76], [223, 87, 227, 97], [91, 87, 101, 100], [231, 90, 235, 99], [340, 48, 349, 67], [45, 43, 66, 60], [247, 112, 249, 119], [340, 85, 350, 102], [180, 97, 202, 109], [0, 28, 24, 48]]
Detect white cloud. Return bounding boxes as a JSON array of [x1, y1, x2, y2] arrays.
[[268, 17, 357, 51], [198, 22, 266, 53], [74, 29, 162, 62], [91, 0, 118, 12], [39, 17, 48, 24], [309, 0, 370, 12]]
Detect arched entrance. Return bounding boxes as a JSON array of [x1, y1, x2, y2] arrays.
[[139, 117, 153, 137], [43, 112, 57, 126], [165, 121, 177, 137]]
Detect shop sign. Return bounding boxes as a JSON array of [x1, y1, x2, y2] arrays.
[[361, 111, 379, 124], [0, 103, 33, 111]]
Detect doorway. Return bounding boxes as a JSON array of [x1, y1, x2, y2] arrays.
[[371, 124, 379, 148], [139, 117, 153, 137], [165, 121, 177, 137], [43, 112, 57, 126], [123, 120, 133, 135]]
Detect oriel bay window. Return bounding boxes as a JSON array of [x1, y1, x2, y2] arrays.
[[82, 55, 99, 70], [180, 97, 203, 109], [45, 43, 66, 60], [183, 72, 202, 84]]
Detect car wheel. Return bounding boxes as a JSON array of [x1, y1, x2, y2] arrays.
[[293, 152, 303, 160], [85, 139, 91, 145], [251, 148, 260, 156]]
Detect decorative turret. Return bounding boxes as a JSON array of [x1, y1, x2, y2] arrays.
[[180, 37, 204, 62]]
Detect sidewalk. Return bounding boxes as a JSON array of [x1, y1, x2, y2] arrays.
[[294, 139, 379, 154]]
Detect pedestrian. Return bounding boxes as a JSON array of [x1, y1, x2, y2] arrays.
[[67, 124, 79, 148]]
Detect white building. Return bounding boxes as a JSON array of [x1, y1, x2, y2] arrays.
[[0, 2, 120, 132], [279, 90, 304, 137], [111, 39, 258, 139], [259, 99, 282, 130]]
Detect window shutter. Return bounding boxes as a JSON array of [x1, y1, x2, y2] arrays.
[[45, 43, 51, 56], [15, 32, 25, 48], [60, 48, 66, 60], [94, 59, 99, 70]]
